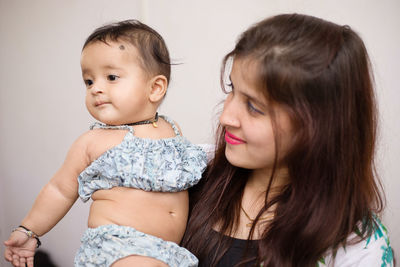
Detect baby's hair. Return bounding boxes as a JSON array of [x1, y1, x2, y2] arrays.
[[83, 19, 171, 83]]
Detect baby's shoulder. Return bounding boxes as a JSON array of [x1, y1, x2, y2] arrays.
[[74, 128, 128, 162]]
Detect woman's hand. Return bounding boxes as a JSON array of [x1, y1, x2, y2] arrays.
[[4, 231, 37, 267]]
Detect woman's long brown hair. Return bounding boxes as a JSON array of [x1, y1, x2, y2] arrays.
[[182, 14, 384, 266]]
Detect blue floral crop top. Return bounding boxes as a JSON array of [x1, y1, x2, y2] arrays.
[[78, 115, 207, 202]]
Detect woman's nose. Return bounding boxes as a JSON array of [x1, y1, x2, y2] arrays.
[[219, 94, 240, 128]]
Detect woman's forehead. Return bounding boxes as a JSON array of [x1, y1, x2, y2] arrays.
[[232, 58, 266, 96], [232, 58, 258, 83]]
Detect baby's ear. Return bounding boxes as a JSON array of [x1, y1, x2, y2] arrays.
[[149, 75, 168, 103]]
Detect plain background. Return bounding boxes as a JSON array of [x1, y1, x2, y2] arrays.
[[1, 0, 399, 266]]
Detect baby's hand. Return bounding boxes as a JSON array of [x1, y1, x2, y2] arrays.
[[4, 230, 37, 267]]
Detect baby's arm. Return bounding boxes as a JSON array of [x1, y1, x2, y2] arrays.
[[20, 132, 92, 234], [4, 132, 92, 267]]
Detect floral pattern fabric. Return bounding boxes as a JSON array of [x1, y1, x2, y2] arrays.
[[78, 115, 207, 202], [75, 115, 206, 266], [74, 224, 198, 267], [317, 217, 393, 267]]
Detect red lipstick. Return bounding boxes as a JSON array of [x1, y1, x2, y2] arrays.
[[225, 130, 245, 145]]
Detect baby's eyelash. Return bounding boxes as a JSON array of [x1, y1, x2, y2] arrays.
[[107, 75, 119, 81], [84, 79, 93, 86]]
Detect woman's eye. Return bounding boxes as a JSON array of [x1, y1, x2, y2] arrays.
[[107, 75, 119, 81], [84, 79, 93, 86], [247, 100, 264, 115]]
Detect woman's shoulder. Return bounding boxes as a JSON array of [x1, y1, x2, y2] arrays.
[[319, 217, 394, 267]]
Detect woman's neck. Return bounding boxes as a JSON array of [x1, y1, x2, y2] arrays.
[[213, 167, 290, 240], [246, 167, 289, 195], [245, 168, 289, 218]]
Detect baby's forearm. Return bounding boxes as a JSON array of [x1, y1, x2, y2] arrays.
[[20, 182, 78, 236]]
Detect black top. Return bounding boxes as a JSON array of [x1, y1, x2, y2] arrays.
[[199, 231, 259, 267]]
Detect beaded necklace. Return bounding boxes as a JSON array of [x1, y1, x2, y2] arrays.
[[126, 112, 159, 128]]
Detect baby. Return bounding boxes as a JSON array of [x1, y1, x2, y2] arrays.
[[4, 20, 206, 267]]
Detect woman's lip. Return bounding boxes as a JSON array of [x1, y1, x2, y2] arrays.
[[225, 130, 245, 145]]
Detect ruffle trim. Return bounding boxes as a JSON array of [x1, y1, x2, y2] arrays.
[[74, 225, 198, 267], [78, 132, 207, 202]]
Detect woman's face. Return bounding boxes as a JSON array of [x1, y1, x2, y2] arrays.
[[220, 58, 293, 175]]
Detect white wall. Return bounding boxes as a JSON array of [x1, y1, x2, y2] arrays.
[[1, 0, 399, 266]]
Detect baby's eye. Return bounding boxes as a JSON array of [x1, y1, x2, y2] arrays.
[[107, 75, 119, 81], [84, 79, 93, 86]]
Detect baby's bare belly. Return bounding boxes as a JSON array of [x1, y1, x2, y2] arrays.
[[88, 187, 189, 244]]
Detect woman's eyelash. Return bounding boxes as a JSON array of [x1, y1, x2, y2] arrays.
[[247, 101, 257, 112], [247, 100, 264, 115]]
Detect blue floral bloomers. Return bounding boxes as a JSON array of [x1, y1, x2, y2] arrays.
[[74, 225, 198, 267], [75, 116, 207, 267]]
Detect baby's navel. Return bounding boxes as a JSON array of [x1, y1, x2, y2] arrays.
[[169, 211, 176, 217]]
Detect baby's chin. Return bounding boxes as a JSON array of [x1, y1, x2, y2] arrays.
[[88, 112, 121, 126]]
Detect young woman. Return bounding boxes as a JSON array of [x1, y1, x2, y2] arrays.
[[183, 14, 394, 266]]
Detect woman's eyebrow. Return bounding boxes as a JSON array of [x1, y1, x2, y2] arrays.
[[241, 91, 268, 109], [229, 73, 267, 108]]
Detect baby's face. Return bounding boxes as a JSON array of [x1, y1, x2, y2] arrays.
[[81, 41, 153, 125]]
